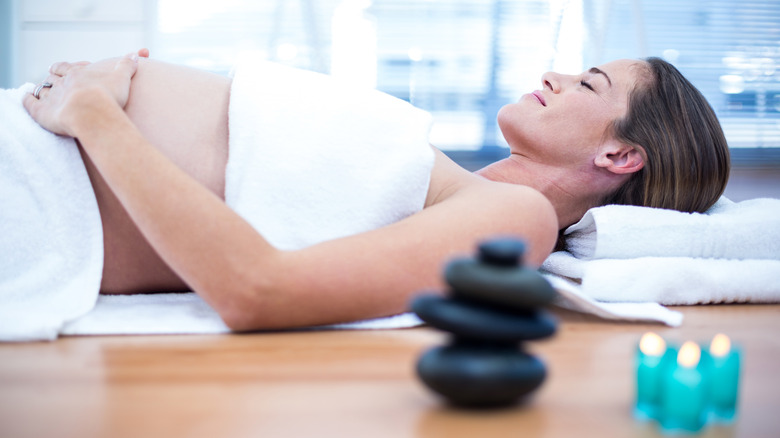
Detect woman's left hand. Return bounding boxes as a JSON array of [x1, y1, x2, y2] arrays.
[[23, 50, 146, 138]]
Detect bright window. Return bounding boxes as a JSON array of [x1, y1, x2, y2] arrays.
[[155, 0, 780, 151]]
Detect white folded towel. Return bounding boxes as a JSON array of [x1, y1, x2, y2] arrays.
[[565, 197, 780, 260], [0, 85, 104, 342], [544, 251, 780, 305], [541, 196, 780, 326]]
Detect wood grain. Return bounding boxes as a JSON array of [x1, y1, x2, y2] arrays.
[[1, 305, 778, 438]]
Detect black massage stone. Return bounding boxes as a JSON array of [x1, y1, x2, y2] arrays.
[[413, 237, 558, 409], [411, 294, 557, 342], [445, 258, 556, 309], [477, 238, 527, 266], [417, 342, 546, 407]]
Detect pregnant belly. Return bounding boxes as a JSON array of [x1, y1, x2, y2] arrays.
[[85, 58, 231, 294]]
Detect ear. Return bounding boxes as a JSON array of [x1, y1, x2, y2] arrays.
[[594, 141, 645, 175]]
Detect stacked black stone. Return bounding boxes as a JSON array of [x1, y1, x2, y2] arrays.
[[411, 237, 558, 408]]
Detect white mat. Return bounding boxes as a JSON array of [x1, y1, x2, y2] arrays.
[[58, 279, 682, 336], [61, 293, 424, 335]]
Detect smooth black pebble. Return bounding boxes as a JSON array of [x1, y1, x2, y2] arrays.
[[477, 238, 526, 266], [411, 294, 557, 342], [417, 342, 546, 407], [445, 258, 557, 310]]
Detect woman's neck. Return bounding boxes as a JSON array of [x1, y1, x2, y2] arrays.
[[475, 154, 614, 229]]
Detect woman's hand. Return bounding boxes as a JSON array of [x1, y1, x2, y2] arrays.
[[22, 49, 149, 138]]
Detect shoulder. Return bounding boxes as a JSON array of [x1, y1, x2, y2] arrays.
[[424, 148, 558, 266]]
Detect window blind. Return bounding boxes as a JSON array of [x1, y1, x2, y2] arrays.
[[591, 0, 780, 148], [154, 0, 780, 150]]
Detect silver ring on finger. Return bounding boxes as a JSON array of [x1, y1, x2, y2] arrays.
[[33, 82, 53, 99]]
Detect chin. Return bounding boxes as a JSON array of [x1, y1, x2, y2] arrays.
[[496, 105, 519, 138], [496, 105, 536, 153]]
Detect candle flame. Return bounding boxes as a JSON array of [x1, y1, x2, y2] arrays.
[[639, 332, 666, 356], [710, 333, 731, 357], [678, 341, 701, 368]]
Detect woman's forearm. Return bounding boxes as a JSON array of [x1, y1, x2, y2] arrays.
[[71, 91, 279, 328]]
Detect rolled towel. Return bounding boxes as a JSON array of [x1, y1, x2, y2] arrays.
[[0, 85, 104, 342], [564, 197, 780, 260]]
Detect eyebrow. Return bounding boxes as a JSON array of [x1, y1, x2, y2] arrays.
[[589, 67, 612, 87]]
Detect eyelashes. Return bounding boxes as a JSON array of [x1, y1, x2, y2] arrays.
[[580, 80, 594, 91]]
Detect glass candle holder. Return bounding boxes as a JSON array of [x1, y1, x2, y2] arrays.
[[660, 341, 708, 433], [707, 333, 741, 422], [635, 332, 670, 420]]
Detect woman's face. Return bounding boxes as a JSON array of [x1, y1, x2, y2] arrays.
[[497, 59, 645, 169]]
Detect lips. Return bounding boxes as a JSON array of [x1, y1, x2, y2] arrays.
[[532, 91, 546, 106]]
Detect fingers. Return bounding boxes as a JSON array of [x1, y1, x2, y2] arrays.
[[22, 91, 40, 118], [22, 82, 68, 137], [49, 61, 77, 76], [48, 61, 89, 78], [49, 61, 87, 77], [47, 49, 147, 77], [115, 52, 140, 77], [43, 73, 60, 85], [29, 74, 60, 100]]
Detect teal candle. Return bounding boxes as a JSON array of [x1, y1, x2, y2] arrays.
[[635, 332, 669, 420], [660, 341, 708, 433], [708, 333, 741, 422]]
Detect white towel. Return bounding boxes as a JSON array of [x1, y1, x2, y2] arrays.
[[61, 293, 423, 335], [544, 251, 780, 305], [565, 197, 780, 260], [226, 59, 435, 250], [541, 196, 780, 326], [0, 84, 104, 342], [544, 275, 683, 327]]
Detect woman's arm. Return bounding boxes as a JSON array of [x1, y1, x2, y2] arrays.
[[24, 56, 558, 330]]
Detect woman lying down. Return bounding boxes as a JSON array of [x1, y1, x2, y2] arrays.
[[18, 49, 729, 331]]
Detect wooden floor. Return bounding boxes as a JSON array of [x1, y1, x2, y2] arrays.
[[1, 305, 778, 438]]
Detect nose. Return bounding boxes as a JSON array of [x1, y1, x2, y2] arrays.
[[541, 71, 564, 93]]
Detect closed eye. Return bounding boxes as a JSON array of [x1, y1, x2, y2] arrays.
[[580, 80, 594, 91]]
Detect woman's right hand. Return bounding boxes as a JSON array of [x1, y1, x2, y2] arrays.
[[22, 49, 149, 138]]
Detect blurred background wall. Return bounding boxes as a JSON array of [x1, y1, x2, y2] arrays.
[[3, 0, 778, 198]]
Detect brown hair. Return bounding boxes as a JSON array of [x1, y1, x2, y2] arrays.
[[555, 58, 731, 252], [602, 57, 731, 213]]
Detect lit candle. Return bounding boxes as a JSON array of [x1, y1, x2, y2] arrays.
[[660, 341, 708, 433], [635, 332, 669, 420], [707, 333, 741, 422]]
